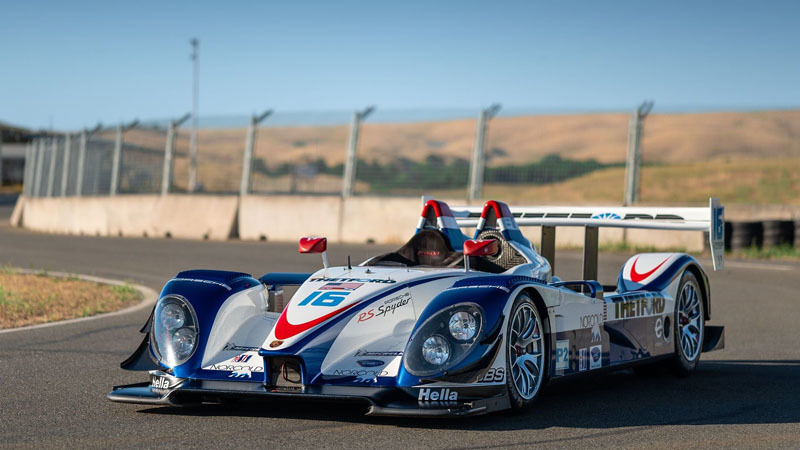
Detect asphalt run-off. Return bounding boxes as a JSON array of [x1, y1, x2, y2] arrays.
[[1, 202, 799, 448]]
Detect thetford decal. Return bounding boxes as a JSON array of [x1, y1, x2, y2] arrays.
[[607, 293, 666, 321], [309, 277, 396, 284], [556, 340, 569, 370], [357, 292, 412, 323]]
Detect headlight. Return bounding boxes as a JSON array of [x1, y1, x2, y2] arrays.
[[404, 303, 484, 376], [152, 295, 199, 367], [448, 311, 477, 341], [422, 335, 450, 365]]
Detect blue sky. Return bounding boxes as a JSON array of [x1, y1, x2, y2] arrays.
[[2, 0, 799, 130]]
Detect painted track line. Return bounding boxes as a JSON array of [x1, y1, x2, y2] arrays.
[[0, 269, 157, 335]]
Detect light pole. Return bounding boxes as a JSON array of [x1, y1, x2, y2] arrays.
[[341, 106, 375, 197], [240, 109, 274, 197], [468, 103, 501, 203], [188, 38, 199, 192]]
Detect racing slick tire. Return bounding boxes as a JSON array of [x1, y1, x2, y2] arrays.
[[505, 293, 548, 411], [670, 271, 705, 377]]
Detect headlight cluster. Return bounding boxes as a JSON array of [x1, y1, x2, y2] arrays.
[[405, 303, 483, 376], [152, 295, 199, 367]]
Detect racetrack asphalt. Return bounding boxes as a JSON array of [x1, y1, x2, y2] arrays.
[[1, 201, 799, 449]]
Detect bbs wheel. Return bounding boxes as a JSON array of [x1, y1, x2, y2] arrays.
[[506, 293, 547, 411], [671, 271, 705, 376]]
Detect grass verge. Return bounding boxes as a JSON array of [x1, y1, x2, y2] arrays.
[[0, 267, 141, 329]]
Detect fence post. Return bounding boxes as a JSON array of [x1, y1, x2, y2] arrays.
[[46, 136, 58, 197], [468, 104, 501, 203], [75, 130, 87, 196], [0, 137, 4, 188], [239, 110, 273, 197], [341, 106, 375, 197], [60, 133, 71, 196], [110, 124, 122, 196], [110, 120, 138, 196], [623, 101, 654, 206], [161, 113, 190, 196], [33, 138, 45, 197]]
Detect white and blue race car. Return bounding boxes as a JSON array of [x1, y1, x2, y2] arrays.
[[109, 198, 726, 416]]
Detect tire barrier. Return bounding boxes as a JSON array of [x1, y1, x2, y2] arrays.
[[728, 221, 763, 251], [725, 220, 798, 251], [762, 220, 795, 248]]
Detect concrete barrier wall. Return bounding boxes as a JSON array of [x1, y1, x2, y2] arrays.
[[19, 195, 238, 240], [16, 194, 708, 251]]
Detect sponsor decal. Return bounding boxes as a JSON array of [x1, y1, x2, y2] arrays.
[[232, 354, 252, 363], [224, 343, 259, 352], [418, 388, 459, 401], [629, 256, 670, 283], [478, 368, 505, 383], [354, 375, 376, 383], [230, 368, 252, 378], [655, 317, 663, 339], [580, 313, 604, 343], [320, 282, 363, 291], [309, 277, 396, 284], [556, 340, 569, 370], [591, 212, 622, 220], [170, 277, 232, 291], [357, 292, 411, 323], [354, 349, 403, 357], [356, 359, 385, 368], [332, 368, 390, 377], [269, 340, 283, 348], [209, 363, 264, 373], [612, 293, 666, 320], [446, 285, 510, 293], [297, 291, 351, 307], [417, 250, 440, 256], [151, 376, 174, 390], [590, 345, 602, 370], [579, 348, 588, 371]]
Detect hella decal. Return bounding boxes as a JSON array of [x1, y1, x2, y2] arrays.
[[418, 388, 458, 401]]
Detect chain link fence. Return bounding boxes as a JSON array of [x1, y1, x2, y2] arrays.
[[21, 109, 800, 206]]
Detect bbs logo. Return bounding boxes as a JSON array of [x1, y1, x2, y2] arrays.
[[479, 368, 505, 383]]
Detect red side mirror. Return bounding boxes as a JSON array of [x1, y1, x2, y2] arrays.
[[463, 239, 499, 257], [299, 237, 327, 254]]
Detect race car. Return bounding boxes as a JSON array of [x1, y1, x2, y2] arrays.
[[108, 198, 726, 416]]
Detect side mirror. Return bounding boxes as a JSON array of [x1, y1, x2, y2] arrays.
[[462, 239, 498, 272], [299, 236, 329, 268]]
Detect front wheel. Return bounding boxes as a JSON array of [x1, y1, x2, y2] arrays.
[[671, 271, 705, 376], [506, 294, 547, 411]]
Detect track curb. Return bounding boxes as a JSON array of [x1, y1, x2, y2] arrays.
[[0, 269, 157, 334]]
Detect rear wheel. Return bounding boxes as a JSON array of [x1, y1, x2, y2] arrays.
[[671, 271, 705, 376], [506, 294, 547, 411]]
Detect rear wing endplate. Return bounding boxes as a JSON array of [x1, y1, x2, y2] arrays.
[[449, 198, 724, 280]]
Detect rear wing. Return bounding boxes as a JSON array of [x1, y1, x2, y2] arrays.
[[449, 198, 724, 280]]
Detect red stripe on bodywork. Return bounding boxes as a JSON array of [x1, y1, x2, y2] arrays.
[[630, 256, 670, 283], [273, 301, 360, 340]]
